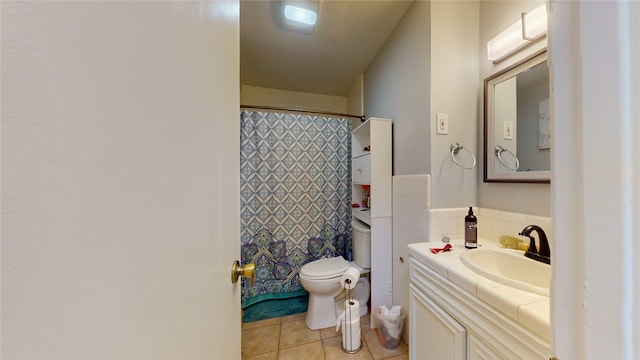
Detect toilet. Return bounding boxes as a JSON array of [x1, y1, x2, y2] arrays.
[[299, 219, 371, 330]]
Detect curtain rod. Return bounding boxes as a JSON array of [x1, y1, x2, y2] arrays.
[[240, 105, 365, 121]]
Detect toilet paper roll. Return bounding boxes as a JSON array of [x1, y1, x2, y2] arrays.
[[343, 299, 360, 322], [341, 267, 360, 290], [341, 318, 360, 336], [336, 299, 360, 332], [340, 299, 361, 352], [342, 327, 361, 351]]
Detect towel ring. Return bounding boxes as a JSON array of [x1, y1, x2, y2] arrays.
[[450, 142, 476, 170], [494, 145, 520, 172]]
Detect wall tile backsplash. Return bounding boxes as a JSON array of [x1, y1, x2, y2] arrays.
[[392, 174, 552, 247], [429, 207, 552, 246], [393, 175, 430, 245]]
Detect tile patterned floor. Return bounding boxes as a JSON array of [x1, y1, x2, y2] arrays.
[[241, 312, 409, 360]]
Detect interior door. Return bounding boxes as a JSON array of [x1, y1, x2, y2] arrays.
[[207, 1, 242, 358], [1, 1, 241, 358]]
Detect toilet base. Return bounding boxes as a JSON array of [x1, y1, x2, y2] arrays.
[[305, 294, 339, 330]]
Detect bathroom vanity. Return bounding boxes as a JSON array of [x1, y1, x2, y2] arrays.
[[408, 241, 550, 359]]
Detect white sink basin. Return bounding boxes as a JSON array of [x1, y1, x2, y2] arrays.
[[460, 248, 550, 296]]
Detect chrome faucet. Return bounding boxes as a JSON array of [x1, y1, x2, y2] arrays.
[[519, 225, 550, 265]]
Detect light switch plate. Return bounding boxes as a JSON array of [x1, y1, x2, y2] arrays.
[[437, 113, 448, 135], [504, 121, 513, 140]]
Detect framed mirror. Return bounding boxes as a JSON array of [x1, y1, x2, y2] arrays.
[[484, 50, 550, 183]]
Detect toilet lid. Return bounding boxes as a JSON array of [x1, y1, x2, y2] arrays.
[[300, 257, 349, 279]]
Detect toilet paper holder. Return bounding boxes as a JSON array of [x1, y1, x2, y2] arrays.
[[338, 268, 363, 354]]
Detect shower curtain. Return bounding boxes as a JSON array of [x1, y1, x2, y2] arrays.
[[240, 110, 352, 311]]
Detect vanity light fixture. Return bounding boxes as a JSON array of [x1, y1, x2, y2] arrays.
[[282, 1, 318, 33], [487, 4, 547, 63]]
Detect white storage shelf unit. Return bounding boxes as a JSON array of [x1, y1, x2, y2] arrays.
[[351, 117, 393, 327]]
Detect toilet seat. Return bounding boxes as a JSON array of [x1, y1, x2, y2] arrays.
[[300, 257, 349, 280]]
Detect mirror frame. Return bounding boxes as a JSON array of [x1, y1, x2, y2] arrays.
[[484, 50, 550, 183]]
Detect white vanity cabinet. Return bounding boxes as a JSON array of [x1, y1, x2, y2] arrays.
[[351, 117, 392, 326], [409, 257, 550, 360], [409, 284, 466, 359], [467, 334, 506, 360]]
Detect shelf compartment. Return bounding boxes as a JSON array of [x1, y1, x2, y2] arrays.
[[352, 153, 371, 184]]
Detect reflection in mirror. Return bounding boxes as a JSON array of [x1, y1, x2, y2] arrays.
[[484, 51, 550, 183]]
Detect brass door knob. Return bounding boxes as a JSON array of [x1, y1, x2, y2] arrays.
[[231, 260, 255, 286]]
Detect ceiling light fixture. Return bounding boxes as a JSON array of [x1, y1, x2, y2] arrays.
[[487, 4, 547, 63], [282, 1, 318, 33]]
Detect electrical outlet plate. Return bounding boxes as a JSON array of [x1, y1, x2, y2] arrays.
[[437, 113, 448, 135], [504, 121, 513, 140]]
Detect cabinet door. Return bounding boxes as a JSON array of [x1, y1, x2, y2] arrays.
[[409, 284, 466, 360], [467, 334, 507, 360]]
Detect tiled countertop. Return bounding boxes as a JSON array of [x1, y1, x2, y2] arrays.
[[408, 239, 550, 341]]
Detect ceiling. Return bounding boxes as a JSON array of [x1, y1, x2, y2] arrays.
[[240, 0, 414, 96]]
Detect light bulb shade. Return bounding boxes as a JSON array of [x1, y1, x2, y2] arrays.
[[282, 1, 318, 33], [487, 19, 528, 62], [522, 4, 547, 40], [487, 4, 547, 63]]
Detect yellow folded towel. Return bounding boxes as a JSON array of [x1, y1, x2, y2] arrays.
[[499, 234, 530, 251]]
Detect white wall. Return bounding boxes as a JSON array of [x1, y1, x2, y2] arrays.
[[347, 75, 364, 116], [365, 1, 547, 213], [364, 0, 478, 209], [429, 0, 479, 209], [347, 75, 365, 129], [478, 1, 550, 217], [551, 1, 640, 358], [364, 0, 431, 176], [1, 2, 241, 358], [240, 85, 347, 114]]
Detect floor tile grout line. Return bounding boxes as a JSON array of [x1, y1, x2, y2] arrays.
[[321, 338, 326, 359], [278, 338, 322, 350], [277, 320, 282, 357]]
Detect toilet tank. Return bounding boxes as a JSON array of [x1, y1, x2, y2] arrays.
[[352, 219, 371, 268]]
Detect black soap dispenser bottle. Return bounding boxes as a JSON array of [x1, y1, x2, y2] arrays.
[[465, 207, 477, 249]]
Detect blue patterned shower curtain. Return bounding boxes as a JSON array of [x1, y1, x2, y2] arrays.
[[240, 110, 352, 308]]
